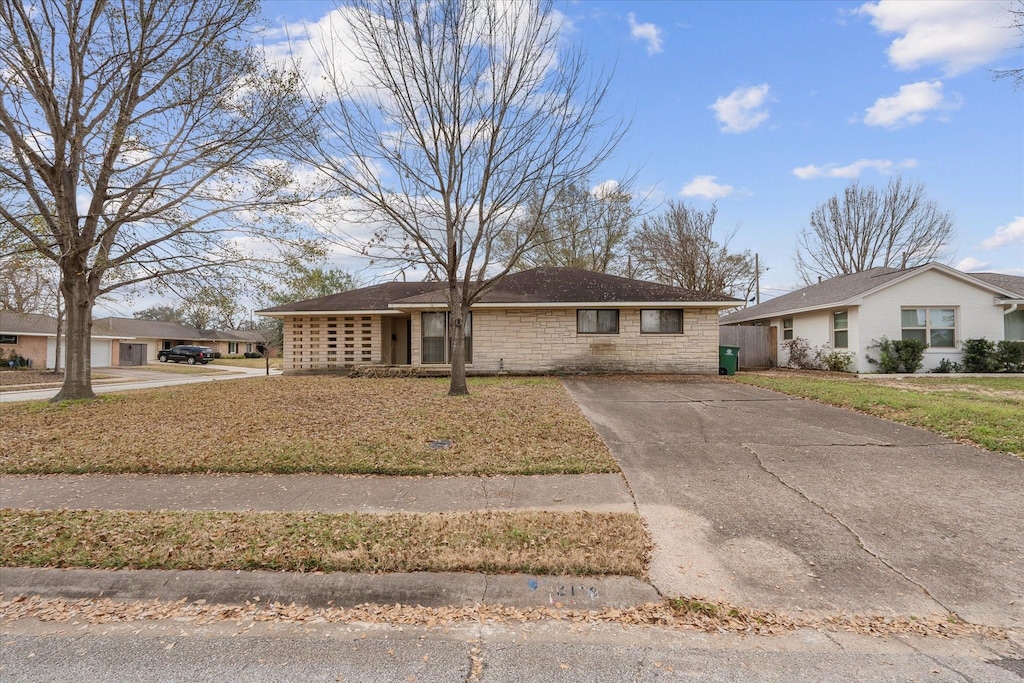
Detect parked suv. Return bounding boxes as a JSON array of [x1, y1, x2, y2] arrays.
[[157, 345, 215, 365]]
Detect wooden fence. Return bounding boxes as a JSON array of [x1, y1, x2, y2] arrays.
[[719, 325, 775, 369]]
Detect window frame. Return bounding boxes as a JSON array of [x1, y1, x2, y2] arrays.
[[782, 318, 793, 341], [832, 311, 849, 349], [640, 309, 683, 334], [421, 311, 473, 364], [0, 334, 18, 344], [576, 309, 620, 335], [901, 307, 957, 349]]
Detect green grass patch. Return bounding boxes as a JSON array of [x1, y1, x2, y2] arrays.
[[733, 373, 1023, 456], [0, 376, 617, 475], [0, 509, 647, 576]]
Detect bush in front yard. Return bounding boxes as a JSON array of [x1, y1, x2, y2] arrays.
[[961, 338, 998, 373], [866, 336, 927, 373]]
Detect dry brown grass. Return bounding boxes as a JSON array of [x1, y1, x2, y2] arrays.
[[0, 370, 114, 390], [0, 509, 647, 576], [212, 357, 283, 370], [0, 376, 616, 475], [139, 363, 223, 374]]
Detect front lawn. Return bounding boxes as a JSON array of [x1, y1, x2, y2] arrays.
[[733, 372, 1024, 456], [0, 509, 646, 576], [211, 357, 283, 370], [0, 376, 616, 475]]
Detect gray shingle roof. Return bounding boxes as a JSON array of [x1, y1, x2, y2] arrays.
[[91, 318, 264, 342], [970, 272, 1024, 298], [720, 267, 910, 324], [721, 264, 1024, 325], [257, 268, 739, 314], [393, 267, 738, 306], [0, 311, 58, 335], [257, 282, 443, 314]]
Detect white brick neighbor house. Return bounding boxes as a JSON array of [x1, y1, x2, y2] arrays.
[[720, 263, 1024, 373], [257, 267, 740, 375]]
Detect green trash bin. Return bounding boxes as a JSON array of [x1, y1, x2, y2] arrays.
[[719, 345, 739, 376]]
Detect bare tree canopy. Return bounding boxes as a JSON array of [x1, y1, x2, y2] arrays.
[[0, 0, 314, 400], [630, 201, 758, 299], [793, 177, 955, 284], [497, 180, 637, 275], [996, 0, 1024, 88], [294, 0, 623, 395]]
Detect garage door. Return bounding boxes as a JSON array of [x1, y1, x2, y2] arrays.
[[90, 341, 112, 368]]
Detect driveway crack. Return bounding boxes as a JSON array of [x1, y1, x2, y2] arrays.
[[740, 443, 963, 621], [904, 640, 977, 683]]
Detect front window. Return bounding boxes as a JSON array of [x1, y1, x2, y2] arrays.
[[0, 334, 17, 344], [782, 318, 793, 341], [421, 312, 472, 364], [228, 342, 237, 354], [641, 309, 683, 334], [832, 311, 848, 349], [577, 309, 619, 334], [902, 307, 956, 348]]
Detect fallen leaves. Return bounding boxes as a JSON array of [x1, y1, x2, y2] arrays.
[[0, 594, 1006, 641], [0, 377, 618, 475]]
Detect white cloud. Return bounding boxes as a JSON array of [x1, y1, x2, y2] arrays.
[[709, 84, 770, 133], [863, 81, 960, 128], [627, 13, 663, 55], [681, 175, 734, 200], [979, 217, 1024, 250], [955, 257, 990, 272], [591, 179, 620, 198], [857, 0, 1018, 76], [792, 158, 918, 180]]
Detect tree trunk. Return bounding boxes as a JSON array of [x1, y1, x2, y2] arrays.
[[447, 297, 468, 397], [52, 272, 96, 401], [54, 294, 64, 373]]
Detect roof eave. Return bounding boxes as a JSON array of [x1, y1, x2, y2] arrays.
[[390, 300, 741, 310]]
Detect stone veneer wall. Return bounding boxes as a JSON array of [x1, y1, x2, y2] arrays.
[[283, 315, 382, 372], [411, 307, 721, 374]]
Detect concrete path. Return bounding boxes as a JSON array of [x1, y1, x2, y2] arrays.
[[562, 378, 1024, 630], [0, 364, 282, 403], [0, 473, 634, 514]]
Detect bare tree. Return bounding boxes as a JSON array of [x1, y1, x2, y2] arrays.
[[295, 0, 622, 395], [497, 179, 637, 275], [996, 0, 1024, 88], [793, 177, 955, 284], [630, 201, 759, 299], [0, 0, 314, 400]]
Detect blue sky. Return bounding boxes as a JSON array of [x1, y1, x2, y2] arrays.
[[259, 0, 1023, 300]]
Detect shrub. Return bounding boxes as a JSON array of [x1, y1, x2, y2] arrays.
[[781, 338, 819, 370], [820, 349, 855, 373], [961, 338, 998, 373], [866, 336, 927, 373], [931, 358, 963, 373], [213, 352, 222, 359], [243, 351, 263, 359], [995, 340, 1024, 373]]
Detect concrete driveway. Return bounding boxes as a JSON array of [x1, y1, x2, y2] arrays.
[[562, 378, 1024, 630]]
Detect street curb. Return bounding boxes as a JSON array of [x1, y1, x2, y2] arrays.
[[0, 568, 661, 610]]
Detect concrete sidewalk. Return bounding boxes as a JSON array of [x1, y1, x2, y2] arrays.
[[0, 364, 282, 403], [0, 473, 634, 514]]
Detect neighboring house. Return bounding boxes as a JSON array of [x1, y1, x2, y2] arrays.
[[257, 267, 740, 375], [0, 311, 57, 369], [720, 263, 1024, 373], [91, 318, 266, 365]]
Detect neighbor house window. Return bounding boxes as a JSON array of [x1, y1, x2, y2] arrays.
[[782, 318, 793, 340], [577, 309, 619, 334], [832, 311, 848, 349], [641, 309, 683, 334], [421, 312, 472, 364], [228, 342, 238, 354], [0, 334, 17, 344], [1006, 310, 1024, 341], [902, 307, 956, 348], [246, 343, 253, 353]]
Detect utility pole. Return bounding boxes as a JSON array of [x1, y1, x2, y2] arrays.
[[754, 253, 760, 305]]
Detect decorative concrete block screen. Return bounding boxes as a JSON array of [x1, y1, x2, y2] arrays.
[[286, 315, 379, 371]]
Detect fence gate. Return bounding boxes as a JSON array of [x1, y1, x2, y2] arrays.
[[118, 343, 148, 366], [719, 326, 774, 369]]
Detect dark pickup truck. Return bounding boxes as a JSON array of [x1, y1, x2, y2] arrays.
[[157, 345, 215, 365]]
